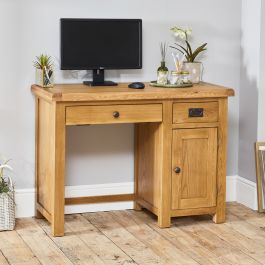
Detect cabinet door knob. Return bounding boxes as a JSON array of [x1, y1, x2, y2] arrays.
[[174, 167, 181, 174], [113, 111, 120, 118]]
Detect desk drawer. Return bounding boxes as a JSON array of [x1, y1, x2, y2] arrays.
[[66, 104, 163, 125], [173, 102, 219, 124]]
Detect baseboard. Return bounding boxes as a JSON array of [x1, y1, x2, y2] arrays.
[[14, 176, 258, 218], [226, 175, 237, 202], [15, 182, 134, 218], [65, 182, 134, 215], [236, 176, 258, 210]]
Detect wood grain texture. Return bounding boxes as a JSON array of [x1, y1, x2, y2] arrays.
[[158, 101, 173, 228], [32, 82, 234, 236], [65, 194, 135, 205], [85, 212, 168, 265], [51, 103, 66, 236], [2, 203, 265, 265], [172, 122, 219, 129], [0, 229, 41, 265], [36, 99, 54, 215], [36, 203, 51, 223], [15, 218, 72, 265], [31, 82, 235, 102], [38, 217, 106, 265], [171, 128, 217, 210], [64, 214, 137, 264], [136, 123, 162, 210], [171, 207, 216, 217], [213, 98, 228, 224], [35, 97, 44, 219], [111, 210, 199, 265], [134, 124, 142, 211], [255, 142, 265, 212], [173, 101, 219, 124], [66, 104, 162, 125]]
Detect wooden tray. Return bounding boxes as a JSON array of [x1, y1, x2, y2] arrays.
[[149, 81, 193, 88]]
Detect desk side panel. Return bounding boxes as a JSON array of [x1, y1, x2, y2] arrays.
[[37, 99, 54, 214], [136, 123, 162, 210]]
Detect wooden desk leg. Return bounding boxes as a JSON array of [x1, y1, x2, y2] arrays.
[[213, 98, 228, 224], [35, 98, 44, 220], [51, 103, 66, 236], [134, 124, 142, 211], [158, 102, 172, 228]]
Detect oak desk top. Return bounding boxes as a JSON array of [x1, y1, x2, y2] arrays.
[[31, 82, 235, 102]]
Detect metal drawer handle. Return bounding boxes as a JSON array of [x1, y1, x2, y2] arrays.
[[189, 108, 204, 118], [113, 111, 120, 118]]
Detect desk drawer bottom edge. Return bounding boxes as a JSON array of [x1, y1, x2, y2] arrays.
[[66, 104, 163, 125]]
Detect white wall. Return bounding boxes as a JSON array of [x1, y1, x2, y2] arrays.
[[239, 0, 265, 182], [238, 0, 261, 182], [258, 1, 265, 141], [0, 0, 241, 189]]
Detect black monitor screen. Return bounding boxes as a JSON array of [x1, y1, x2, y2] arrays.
[[60, 18, 142, 70]]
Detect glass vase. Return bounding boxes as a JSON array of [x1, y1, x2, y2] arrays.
[[157, 61, 168, 85], [35, 68, 54, 88]]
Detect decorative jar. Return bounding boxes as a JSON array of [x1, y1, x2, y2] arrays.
[[36, 68, 54, 88], [157, 61, 168, 85], [170, 71, 191, 85]]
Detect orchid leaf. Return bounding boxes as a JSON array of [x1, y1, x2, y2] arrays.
[[169, 46, 184, 54], [191, 43, 207, 62], [185, 41, 193, 58]]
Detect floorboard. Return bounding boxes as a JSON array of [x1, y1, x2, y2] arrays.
[[0, 203, 265, 265]]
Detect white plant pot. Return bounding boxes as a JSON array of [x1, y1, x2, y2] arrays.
[[183, 62, 202, 84]]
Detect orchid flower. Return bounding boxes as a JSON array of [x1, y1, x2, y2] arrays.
[[0, 164, 13, 172], [170, 26, 207, 63], [171, 26, 192, 40]]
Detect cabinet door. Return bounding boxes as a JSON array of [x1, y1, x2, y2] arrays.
[[172, 128, 217, 210]]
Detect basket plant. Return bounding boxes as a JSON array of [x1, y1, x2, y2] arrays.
[[34, 54, 54, 88], [0, 159, 15, 231], [170, 26, 207, 83]]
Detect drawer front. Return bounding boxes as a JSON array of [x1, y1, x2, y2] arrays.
[[66, 104, 163, 125], [173, 102, 219, 124]]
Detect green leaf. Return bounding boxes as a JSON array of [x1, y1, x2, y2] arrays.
[[191, 43, 207, 62], [175, 44, 189, 56], [33, 54, 53, 69], [185, 41, 193, 58], [169, 46, 184, 54]]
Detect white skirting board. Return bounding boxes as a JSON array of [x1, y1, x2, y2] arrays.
[[14, 176, 257, 218]]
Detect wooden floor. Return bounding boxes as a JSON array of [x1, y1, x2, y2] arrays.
[[1, 203, 265, 265]]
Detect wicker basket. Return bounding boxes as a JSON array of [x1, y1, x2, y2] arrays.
[[0, 177, 15, 231]]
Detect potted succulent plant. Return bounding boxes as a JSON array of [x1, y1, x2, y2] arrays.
[[34, 54, 54, 88], [170, 26, 207, 83], [0, 159, 15, 231]]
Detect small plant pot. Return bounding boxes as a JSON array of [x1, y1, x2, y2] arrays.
[[0, 178, 15, 231], [35, 68, 54, 88], [183, 62, 202, 84]]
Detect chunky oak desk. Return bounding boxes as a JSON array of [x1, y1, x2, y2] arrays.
[[32, 82, 234, 236]]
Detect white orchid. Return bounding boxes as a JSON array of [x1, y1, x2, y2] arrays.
[[0, 164, 13, 172], [170, 25, 207, 63], [186, 28, 192, 36], [0, 160, 13, 191], [171, 26, 192, 40]]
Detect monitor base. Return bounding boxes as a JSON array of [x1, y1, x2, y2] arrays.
[[83, 81, 118, 86], [83, 69, 118, 86]]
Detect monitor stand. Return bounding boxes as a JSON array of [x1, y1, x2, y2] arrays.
[[83, 69, 118, 86]]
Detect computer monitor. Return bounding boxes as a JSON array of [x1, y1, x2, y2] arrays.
[[60, 18, 142, 86]]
